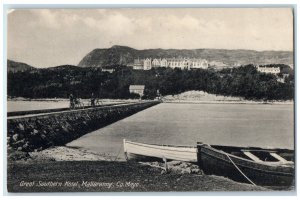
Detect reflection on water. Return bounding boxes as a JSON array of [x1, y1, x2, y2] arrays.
[[67, 103, 294, 160]]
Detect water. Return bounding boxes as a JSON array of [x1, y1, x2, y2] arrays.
[[7, 100, 69, 112], [7, 99, 135, 112], [67, 103, 294, 160]]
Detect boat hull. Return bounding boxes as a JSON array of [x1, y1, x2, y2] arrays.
[[198, 145, 294, 186], [124, 139, 197, 163]]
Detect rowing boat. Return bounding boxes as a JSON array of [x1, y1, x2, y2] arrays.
[[197, 143, 294, 186], [123, 139, 197, 162]]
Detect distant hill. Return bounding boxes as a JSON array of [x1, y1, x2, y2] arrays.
[[78, 45, 137, 68], [7, 60, 35, 73], [78, 45, 294, 68], [45, 65, 81, 71]]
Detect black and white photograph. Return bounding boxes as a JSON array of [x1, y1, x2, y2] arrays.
[[5, 6, 295, 193]]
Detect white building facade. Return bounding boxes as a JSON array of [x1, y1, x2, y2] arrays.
[[129, 85, 145, 97], [132, 57, 209, 70], [143, 58, 152, 70]]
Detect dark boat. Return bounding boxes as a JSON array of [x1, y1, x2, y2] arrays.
[[197, 143, 294, 186]]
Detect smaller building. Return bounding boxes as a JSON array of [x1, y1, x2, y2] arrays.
[[256, 66, 280, 75], [129, 85, 145, 97], [133, 65, 144, 70], [102, 68, 115, 73]]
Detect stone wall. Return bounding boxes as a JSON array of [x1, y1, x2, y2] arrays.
[[7, 102, 159, 153]]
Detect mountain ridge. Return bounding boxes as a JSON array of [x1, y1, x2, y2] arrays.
[[78, 46, 293, 68], [7, 60, 35, 72], [7, 46, 293, 70]]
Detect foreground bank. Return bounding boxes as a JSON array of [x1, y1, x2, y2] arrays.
[[7, 146, 295, 192], [7, 160, 269, 192]]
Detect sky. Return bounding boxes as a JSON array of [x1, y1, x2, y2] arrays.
[[7, 8, 293, 68]]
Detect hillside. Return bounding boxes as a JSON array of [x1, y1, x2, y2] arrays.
[[78, 45, 293, 68], [78, 45, 137, 68], [7, 60, 35, 73], [7, 64, 294, 101]]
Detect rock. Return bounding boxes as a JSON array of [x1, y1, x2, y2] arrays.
[[168, 161, 182, 166], [18, 123, 25, 131], [17, 147, 23, 151], [23, 142, 29, 149], [180, 168, 191, 174], [191, 168, 200, 174], [31, 131, 37, 136], [62, 126, 69, 132], [179, 162, 188, 168], [12, 134, 18, 141], [15, 139, 25, 145], [190, 164, 198, 169]]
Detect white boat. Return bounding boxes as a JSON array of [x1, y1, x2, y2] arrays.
[[123, 139, 198, 162]]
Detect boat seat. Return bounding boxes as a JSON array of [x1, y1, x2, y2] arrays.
[[242, 151, 262, 162], [242, 150, 293, 164], [269, 152, 289, 163]]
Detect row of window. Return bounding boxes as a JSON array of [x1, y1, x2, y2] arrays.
[[145, 62, 207, 66]]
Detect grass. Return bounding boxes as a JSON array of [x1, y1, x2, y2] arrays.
[[7, 160, 268, 193]]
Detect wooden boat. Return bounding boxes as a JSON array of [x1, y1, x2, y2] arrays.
[[123, 139, 197, 162], [197, 143, 294, 186]]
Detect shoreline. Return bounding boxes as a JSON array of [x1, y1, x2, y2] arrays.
[[163, 100, 294, 105], [7, 98, 293, 104], [162, 90, 294, 105], [7, 97, 140, 102]]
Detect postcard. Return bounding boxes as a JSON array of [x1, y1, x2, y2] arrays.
[[6, 7, 295, 193]]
